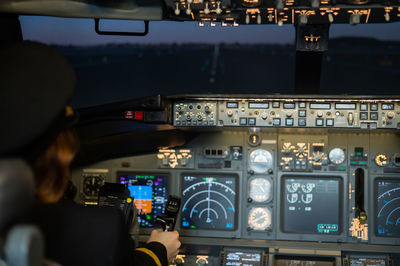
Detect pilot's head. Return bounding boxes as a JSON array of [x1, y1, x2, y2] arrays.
[[0, 41, 79, 203]]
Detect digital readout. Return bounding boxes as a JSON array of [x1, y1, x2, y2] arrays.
[[227, 102, 239, 108], [335, 103, 356, 110], [310, 103, 331, 109], [248, 102, 269, 109], [381, 103, 394, 110], [283, 103, 295, 109]]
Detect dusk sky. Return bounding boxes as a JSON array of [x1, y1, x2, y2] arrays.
[[20, 16, 400, 45]]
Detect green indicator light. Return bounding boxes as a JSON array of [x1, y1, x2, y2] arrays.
[[382, 112, 385, 116], [213, 178, 216, 181], [339, 167, 345, 170], [356, 152, 362, 156], [360, 161, 366, 164], [387, 233, 393, 236], [150, 176, 154, 179], [190, 225, 196, 229], [146, 215, 151, 220], [203, 178, 206, 181], [352, 161, 358, 164]]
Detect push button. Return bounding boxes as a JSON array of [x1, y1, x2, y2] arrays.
[[298, 118, 306, 126], [298, 110, 306, 117], [370, 103, 378, 111], [370, 112, 378, 120], [248, 118, 256, 125], [273, 118, 281, 126], [360, 103, 368, 111], [326, 118, 334, 126], [360, 112, 368, 120], [316, 118, 324, 126], [239, 117, 247, 125], [285, 118, 294, 126]]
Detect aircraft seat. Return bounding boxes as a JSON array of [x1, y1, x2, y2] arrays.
[[0, 159, 44, 266]]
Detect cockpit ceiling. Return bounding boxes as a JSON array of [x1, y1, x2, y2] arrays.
[[1, 0, 400, 25]]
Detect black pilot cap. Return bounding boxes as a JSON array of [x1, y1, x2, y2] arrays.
[[0, 41, 76, 158]]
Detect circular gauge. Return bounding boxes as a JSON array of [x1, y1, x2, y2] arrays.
[[83, 175, 104, 197], [286, 182, 300, 193], [249, 177, 272, 203], [301, 183, 315, 193], [248, 207, 272, 230], [249, 149, 273, 173], [329, 148, 346, 165], [375, 154, 388, 167], [248, 134, 261, 146]]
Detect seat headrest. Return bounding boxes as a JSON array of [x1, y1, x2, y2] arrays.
[[0, 41, 76, 158], [0, 159, 34, 232]]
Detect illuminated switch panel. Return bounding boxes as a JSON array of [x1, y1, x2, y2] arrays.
[[214, 99, 400, 129], [157, 149, 194, 169], [173, 102, 217, 127]]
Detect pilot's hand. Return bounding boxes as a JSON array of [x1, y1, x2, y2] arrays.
[[147, 229, 181, 262]]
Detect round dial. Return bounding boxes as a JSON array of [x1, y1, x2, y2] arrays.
[[375, 154, 388, 167], [248, 177, 272, 203], [83, 175, 104, 197], [301, 183, 315, 193], [286, 182, 300, 193], [249, 149, 273, 173], [248, 207, 272, 230], [329, 148, 346, 165]]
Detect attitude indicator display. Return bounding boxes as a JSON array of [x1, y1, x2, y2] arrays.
[[118, 172, 168, 227], [181, 174, 237, 230], [375, 179, 400, 237], [281, 176, 342, 235]]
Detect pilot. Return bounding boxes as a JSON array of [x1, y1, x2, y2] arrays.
[[0, 41, 180, 266]]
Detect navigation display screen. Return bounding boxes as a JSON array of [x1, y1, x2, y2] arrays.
[[181, 174, 237, 230], [224, 250, 262, 266], [281, 176, 342, 234], [118, 173, 168, 227], [375, 179, 400, 237]]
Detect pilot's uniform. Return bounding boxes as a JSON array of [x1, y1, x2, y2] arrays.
[[27, 203, 168, 266], [0, 41, 169, 266]]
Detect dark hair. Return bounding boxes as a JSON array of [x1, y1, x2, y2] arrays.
[[32, 129, 79, 203]]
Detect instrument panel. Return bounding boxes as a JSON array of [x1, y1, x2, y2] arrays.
[[71, 95, 400, 265], [173, 98, 400, 130]]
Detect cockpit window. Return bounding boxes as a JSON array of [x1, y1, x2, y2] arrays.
[[20, 16, 400, 108]]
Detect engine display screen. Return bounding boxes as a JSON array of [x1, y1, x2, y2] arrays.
[[375, 179, 400, 237], [223, 250, 262, 266], [118, 173, 168, 227], [281, 176, 342, 234], [274, 256, 335, 266], [349, 257, 386, 266], [181, 174, 237, 230]]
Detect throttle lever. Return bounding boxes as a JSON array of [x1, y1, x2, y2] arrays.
[[156, 195, 181, 231]]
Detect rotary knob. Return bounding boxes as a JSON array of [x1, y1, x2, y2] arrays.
[[261, 113, 268, 120], [375, 154, 388, 167]]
